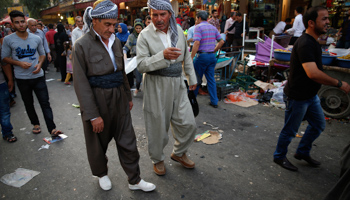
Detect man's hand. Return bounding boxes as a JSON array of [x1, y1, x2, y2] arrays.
[[224, 31, 228, 34], [7, 80, 13, 92], [129, 101, 133, 111], [32, 64, 42, 74], [163, 47, 182, 60], [189, 84, 197, 91], [340, 81, 350, 94], [47, 53, 52, 62], [91, 117, 104, 133], [20, 62, 32, 69]]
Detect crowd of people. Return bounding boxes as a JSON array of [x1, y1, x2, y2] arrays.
[[0, 0, 350, 198]]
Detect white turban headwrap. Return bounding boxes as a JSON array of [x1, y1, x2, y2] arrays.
[[147, 0, 178, 48], [83, 0, 118, 33]]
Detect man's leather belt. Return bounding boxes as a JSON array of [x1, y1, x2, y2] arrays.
[[198, 52, 214, 54]]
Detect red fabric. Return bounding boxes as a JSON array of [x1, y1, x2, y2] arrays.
[[176, 18, 181, 25], [326, 0, 333, 7], [45, 29, 56, 45], [0, 16, 29, 25]]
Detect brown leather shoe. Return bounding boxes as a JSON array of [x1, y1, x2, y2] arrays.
[[171, 153, 195, 168], [153, 161, 166, 176]]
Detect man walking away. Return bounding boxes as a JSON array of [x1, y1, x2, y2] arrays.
[[191, 11, 224, 108]]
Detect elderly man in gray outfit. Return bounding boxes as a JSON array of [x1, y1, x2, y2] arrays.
[[137, 0, 198, 176]]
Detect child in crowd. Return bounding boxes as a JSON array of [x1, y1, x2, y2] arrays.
[[62, 41, 72, 85]]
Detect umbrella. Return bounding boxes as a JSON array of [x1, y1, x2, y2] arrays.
[[0, 16, 30, 25]]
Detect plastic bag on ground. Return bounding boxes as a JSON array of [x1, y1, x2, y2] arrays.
[[226, 90, 258, 102], [0, 168, 40, 188], [270, 86, 285, 109]]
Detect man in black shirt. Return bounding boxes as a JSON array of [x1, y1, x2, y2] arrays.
[[224, 12, 249, 51], [273, 6, 350, 172]]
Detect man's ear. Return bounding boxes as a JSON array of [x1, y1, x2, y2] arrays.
[[92, 18, 98, 26], [308, 20, 315, 29]]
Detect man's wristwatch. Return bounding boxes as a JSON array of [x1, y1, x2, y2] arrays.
[[337, 79, 342, 88]]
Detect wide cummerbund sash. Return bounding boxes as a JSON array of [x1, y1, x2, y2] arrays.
[[147, 62, 182, 77], [88, 71, 124, 89]]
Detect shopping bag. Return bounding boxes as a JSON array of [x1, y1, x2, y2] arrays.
[[185, 80, 199, 117], [188, 90, 199, 117]]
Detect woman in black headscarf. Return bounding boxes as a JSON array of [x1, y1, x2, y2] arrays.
[[54, 23, 69, 82]]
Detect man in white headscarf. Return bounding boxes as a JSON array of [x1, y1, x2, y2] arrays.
[[136, 0, 197, 176], [72, 0, 155, 192]]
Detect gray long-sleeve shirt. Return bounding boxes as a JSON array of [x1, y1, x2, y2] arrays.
[[27, 29, 50, 54]]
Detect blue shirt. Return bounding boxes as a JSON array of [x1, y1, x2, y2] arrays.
[[187, 25, 196, 46], [27, 29, 50, 54]]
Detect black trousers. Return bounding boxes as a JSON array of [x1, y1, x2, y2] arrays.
[[57, 54, 67, 81], [16, 76, 56, 133], [226, 34, 235, 52]]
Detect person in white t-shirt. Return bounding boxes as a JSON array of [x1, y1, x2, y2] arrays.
[[286, 6, 305, 45], [269, 18, 292, 38]]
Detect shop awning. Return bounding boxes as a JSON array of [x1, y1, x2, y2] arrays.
[[74, 0, 135, 10], [40, 5, 60, 16], [0, 15, 30, 25]]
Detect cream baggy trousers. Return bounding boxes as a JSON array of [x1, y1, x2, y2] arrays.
[[143, 74, 197, 163]]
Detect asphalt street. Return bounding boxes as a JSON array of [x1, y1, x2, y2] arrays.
[[0, 64, 349, 200]]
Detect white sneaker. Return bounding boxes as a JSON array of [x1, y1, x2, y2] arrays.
[[129, 179, 156, 192], [99, 175, 112, 191], [133, 89, 138, 97]]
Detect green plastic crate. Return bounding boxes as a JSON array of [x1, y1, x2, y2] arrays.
[[216, 80, 240, 100], [236, 74, 259, 91]]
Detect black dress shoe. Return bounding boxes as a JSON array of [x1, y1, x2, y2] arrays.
[[294, 154, 321, 167], [274, 157, 298, 171], [209, 102, 218, 108]]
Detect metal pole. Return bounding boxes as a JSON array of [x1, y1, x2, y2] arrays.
[[270, 34, 275, 61], [242, 13, 246, 61]]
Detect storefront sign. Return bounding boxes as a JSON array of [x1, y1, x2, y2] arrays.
[[7, 6, 23, 14], [127, 0, 147, 7]]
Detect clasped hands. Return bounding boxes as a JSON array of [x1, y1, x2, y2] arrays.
[[19, 61, 41, 74]]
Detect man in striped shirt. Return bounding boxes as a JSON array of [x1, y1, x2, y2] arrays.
[[191, 11, 224, 108]]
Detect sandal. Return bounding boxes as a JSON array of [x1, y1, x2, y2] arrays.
[[32, 126, 41, 134], [50, 129, 63, 138], [3, 134, 17, 143]]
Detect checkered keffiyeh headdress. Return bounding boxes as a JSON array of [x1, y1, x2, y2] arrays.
[[147, 0, 178, 47], [83, 0, 118, 33]]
